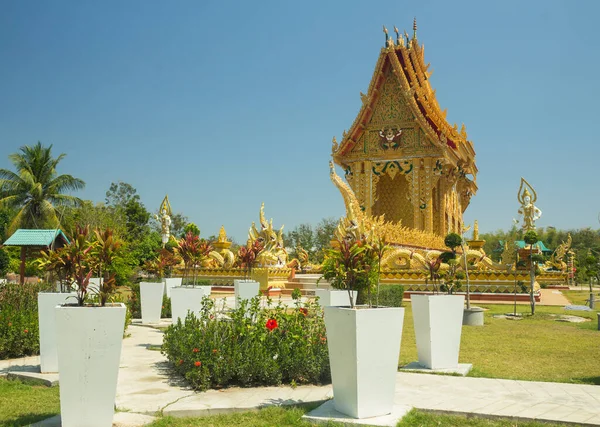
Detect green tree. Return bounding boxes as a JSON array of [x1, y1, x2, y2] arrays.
[[183, 222, 200, 237], [285, 223, 316, 261], [314, 217, 338, 262], [0, 142, 85, 233]]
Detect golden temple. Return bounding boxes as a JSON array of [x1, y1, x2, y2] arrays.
[[331, 20, 477, 249]]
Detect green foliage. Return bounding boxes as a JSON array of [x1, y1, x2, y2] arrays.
[[38, 226, 125, 306], [377, 285, 404, 307], [0, 282, 52, 359], [444, 233, 462, 252], [284, 218, 339, 263], [320, 239, 377, 305], [183, 223, 200, 237], [0, 142, 85, 233], [524, 230, 539, 245], [162, 296, 330, 391], [0, 248, 9, 276], [0, 377, 60, 426]]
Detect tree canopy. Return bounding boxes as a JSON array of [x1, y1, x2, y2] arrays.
[[0, 142, 85, 233]]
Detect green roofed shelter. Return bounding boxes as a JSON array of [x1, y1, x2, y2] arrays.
[[2, 229, 70, 284], [514, 240, 552, 255]]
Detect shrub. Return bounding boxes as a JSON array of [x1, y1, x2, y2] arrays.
[[126, 282, 171, 319], [377, 285, 404, 307], [162, 296, 330, 391], [0, 282, 53, 359]]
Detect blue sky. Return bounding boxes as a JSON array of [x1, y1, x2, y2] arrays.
[[1, 1, 599, 243]]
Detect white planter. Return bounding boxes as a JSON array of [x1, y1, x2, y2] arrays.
[[234, 279, 260, 309], [411, 294, 465, 369], [88, 277, 102, 291], [171, 286, 212, 324], [140, 281, 165, 323], [324, 306, 405, 419], [38, 292, 77, 373], [315, 289, 357, 307], [164, 277, 182, 298], [55, 303, 126, 427]]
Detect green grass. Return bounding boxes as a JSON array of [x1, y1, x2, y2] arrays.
[[399, 295, 600, 385], [147, 406, 572, 427], [0, 377, 60, 426]]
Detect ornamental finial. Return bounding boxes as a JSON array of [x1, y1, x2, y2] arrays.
[[394, 26, 400, 45], [383, 25, 389, 46], [413, 17, 417, 40]]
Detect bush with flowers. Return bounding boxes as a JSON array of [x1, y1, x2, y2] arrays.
[[162, 293, 330, 391], [0, 281, 53, 359]]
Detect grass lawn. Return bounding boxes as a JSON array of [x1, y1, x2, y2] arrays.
[[147, 406, 573, 427], [399, 291, 600, 385], [0, 377, 60, 426]]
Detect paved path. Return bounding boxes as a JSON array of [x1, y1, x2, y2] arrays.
[[540, 288, 571, 306], [4, 322, 600, 426]]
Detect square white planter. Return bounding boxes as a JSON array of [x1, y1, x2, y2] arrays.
[[140, 281, 165, 323], [38, 292, 77, 373], [324, 306, 405, 419], [315, 289, 357, 307], [234, 279, 260, 309], [164, 277, 182, 298], [411, 294, 465, 369], [171, 286, 212, 324], [55, 303, 126, 427], [88, 277, 102, 291]]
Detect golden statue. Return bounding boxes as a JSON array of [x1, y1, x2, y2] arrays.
[[517, 178, 542, 232], [247, 203, 288, 267], [544, 234, 572, 272], [208, 225, 235, 268]]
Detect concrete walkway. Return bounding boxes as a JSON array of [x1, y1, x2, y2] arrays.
[[3, 322, 600, 426], [540, 288, 571, 306]]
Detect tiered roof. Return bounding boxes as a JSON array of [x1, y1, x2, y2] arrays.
[[334, 20, 477, 182]]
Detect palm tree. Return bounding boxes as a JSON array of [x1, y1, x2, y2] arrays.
[[0, 142, 85, 233]]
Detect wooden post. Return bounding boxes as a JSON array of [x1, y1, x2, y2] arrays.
[[20, 246, 26, 285]]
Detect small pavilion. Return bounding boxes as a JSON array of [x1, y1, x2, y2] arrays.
[[2, 229, 70, 284]]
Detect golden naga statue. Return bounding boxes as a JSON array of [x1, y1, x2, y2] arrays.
[[544, 234, 572, 272], [517, 178, 542, 232], [207, 225, 235, 269], [247, 203, 288, 267]]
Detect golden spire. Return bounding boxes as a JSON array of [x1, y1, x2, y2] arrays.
[[473, 220, 479, 241], [383, 25, 389, 46], [218, 225, 227, 243], [413, 17, 417, 40], [394, 25, 401, 45]]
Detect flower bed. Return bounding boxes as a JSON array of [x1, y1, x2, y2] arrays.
[[162, 295, 330, 391], [0, 282, 53, 359]]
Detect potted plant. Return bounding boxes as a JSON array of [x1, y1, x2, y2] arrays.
[[319, 221, 404, 419], [37, 248, 76, 373], [42, 226, 126, 427], [170, 234, 212, 324], [411, 233, 465, 370], [234, 240, 262, 309]]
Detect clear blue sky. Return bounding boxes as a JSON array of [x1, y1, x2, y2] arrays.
[[1, 1, 599, 243]]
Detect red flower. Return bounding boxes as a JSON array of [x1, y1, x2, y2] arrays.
[[299, 307, 308, 316], [212, 349, 218, 354], [319, 335, 326, 344], [179, 359, 184, 365], [194, 361, 202, 367], [193, 348, 199, 353], [266, 318, 278, 331], [24, 329, 28, 334]]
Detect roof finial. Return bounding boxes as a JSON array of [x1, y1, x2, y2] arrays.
[[383, 25, 389, 46], [394, 26, 401, 46], [413, 17, 417, 40]]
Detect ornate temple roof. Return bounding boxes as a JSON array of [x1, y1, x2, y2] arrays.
[[333, 21, 477, 183]]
